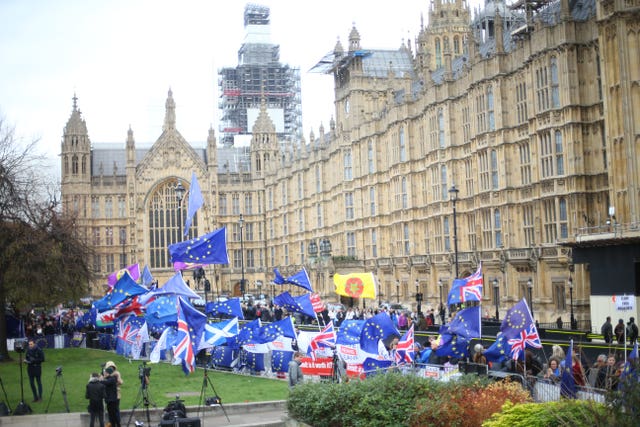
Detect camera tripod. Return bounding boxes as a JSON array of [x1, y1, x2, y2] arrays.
[[197, 366, 229, 424], [0, 374, 12, 415], [126, 373, 156, 427], [13, 345, 31, 415], [45, 367, 70, 413]]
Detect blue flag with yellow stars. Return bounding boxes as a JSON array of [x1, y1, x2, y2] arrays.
[[205, 298, 244, 319], [93, 273, 148, 312], [273, 291, 316, 318], [211, 346, 235, 369], [484, 334, 517, 364], [500, 298, 536, 340], [360, 312, 399, 354], [245, 351, 265, 372], [168, 226, 229, 265], [250, 317, 297, 344], [146, 295, 178, 320], [446, 306, 481, 340], [337, 320, 365, 345], [618, 340, 638, 388], [271, 350, 294, 373], [435, 332, 471, 359], [363, 357, 394, 377], [273, 267, 313, 292], [226, 319, 261, 349]]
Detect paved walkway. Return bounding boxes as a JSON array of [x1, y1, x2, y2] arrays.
[[0, 400, 292, 427]]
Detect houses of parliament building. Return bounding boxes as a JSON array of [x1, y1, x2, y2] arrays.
[[61, 0, 640, 328]]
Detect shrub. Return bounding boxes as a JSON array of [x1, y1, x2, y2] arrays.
[[482, 400, 609, 427]]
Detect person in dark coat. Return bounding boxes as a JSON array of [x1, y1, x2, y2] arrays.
[[601, 316, 613, 344], [101, 362, 123, 427], [86, 372, 106, 427], [25, 338, 45, 402]]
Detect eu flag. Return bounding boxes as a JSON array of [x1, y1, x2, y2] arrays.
[[484, 334, 516, 364], [141, 265, 154, 287], [336, 320, 364, 345], [168, 227, 229, 265], [146, 295, 178, 320], [272, 350, 293, 372], [447, 263, 483, 305], [560, 339, 576, 398], [226, 319, 261, 349], [446, 306, 481, 339], [205, 298, 244, 319], [250, 317, 297, 344], [363, 357, 394, 377], [272, 267, 313, 292], [500, 298, 536, 339], [435, 333, 471, 359], [273, 292, 315, 318], [360, 312, 399, 355], [94, 273, 148, 312]]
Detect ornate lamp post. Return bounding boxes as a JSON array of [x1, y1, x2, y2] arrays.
[[415, 279, 423, 315], [493, 278, 500, 320], [175, 180, 186, 240], [568, 277, 575, 330], [449, 184, 460, 278], [239, 213, 245, 299], [527, 278, 534, 318]]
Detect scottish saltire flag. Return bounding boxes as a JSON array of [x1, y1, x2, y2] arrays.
[[273, 291, 316, 318], [273, 267, 313, 292], [199, 317, 239, 350], [107, 263, 141, 287], [446, 306, 481, 340], [205, 298, 244, 319], [184, 171, 204, 237], [141, 265, 154, 287], [251, 317, 297, 344], [561, 340, 576, 398], [395, 325, 415, 364], [360, 312, 400, 355], [336, 320, 365, 345], [308, 322, 337, 357], [168, 227, 229, 265], [333, 272, 377, 299], [447, 264, 483, 305], [507, 323, 542, 360], [94, 273, 148, 312]]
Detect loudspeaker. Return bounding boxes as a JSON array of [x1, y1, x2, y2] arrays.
[[176, 418, 201, 427]]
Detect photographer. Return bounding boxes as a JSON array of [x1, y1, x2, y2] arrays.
[[101, 361, 123, 427], [86, 372, 106, 427], [24, 338, 45, 402]]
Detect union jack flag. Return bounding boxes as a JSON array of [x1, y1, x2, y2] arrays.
[[308, 321, 337, 357], [114, 296, 145, 318], [173, 306, 196, 374], [507, 323, 542, 360], [448, 264, 483, 305], [117, 316, 141, 344], [395, 325, 415, 364]]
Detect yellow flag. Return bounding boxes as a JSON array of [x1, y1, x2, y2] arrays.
[[333, 272, 377, 299]]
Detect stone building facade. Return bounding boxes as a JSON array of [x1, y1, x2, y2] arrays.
[[60, 0, 640, 327]]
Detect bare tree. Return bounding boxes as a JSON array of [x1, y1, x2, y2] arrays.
[[0, 116, 92, 360]]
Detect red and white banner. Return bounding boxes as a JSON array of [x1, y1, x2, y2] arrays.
[[300, 357, 333, 376], [310, 293, 325, 313]]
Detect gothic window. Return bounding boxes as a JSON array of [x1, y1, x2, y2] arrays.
[[435, 38, 442, 68], [245, 222, 254, 240], [298, 210, 304, 232], [219, 193, 227, 215], [64, 155, 69, 175], [346, 232, 356, 257], [403, 223, 410, 255], [81, 155, 87, 174], [523, 204, 535, 247], [444, 216, 451, 251], [106, 254, 114, 273], [370, 187, 376, 215], [232, 193, 240, 215], [554, 282, 567, 310], [92, 197, 100, 218], [371, 229, 377, 258], [479, 151, 490, 191], [516, 81, 528, 124], [540, 131, 554, 178], [454, 36, 460, 55], [297, 174, 303, 200], [316, 203, 323, 228], [431, 167, 440, 201], [283, 213, 288, 235], [482, 210, 493, 249], [487, 86, 495, 130], [440, 165, 448, 201], [93, 255, 101, 273], [464, 159, 475, 196], [72, 155, 79, 174], [399, 128, 406, 162], [543, 198, 558, 243], [315, 165, 322, 192], [494, 208, 502, 247], [344, 149, 353, 180], [105, 226, 114, 246], [368, 140, 375, 173], [246, 249, 255, 268], [401, 177, 408, 209], [438, 109, 445, 148], [550, 57, 560, 108], [491, 149, 499, 189], [559, 197, 568, 239], [345, 192, 354, 219], [148, 181, 188, 269], [244, 193, 253, 215], [519, 142, 532, 185], [555, 130, 565, 175], [118, 197, 126, 218], [105, 197, 113, 218], [536, 64, 550, 111], [466, 212, 476, 252]]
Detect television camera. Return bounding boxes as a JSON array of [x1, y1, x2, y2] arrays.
[[138, 361, 151, 385]]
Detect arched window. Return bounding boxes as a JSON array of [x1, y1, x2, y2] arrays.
[[399, 128, 406, 162], [435, 38, 442, 68], [148, 180, 197, 268], [81, 155, 87, 174], [438, 109, 445, 148], [494, 208, 502, 247], [72, 155, 79, 174], [454, 36, 460, 54]]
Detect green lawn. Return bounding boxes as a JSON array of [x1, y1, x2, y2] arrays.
[[0, 348, 288, 415]]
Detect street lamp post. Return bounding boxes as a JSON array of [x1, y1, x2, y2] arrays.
[[175, 180, 186, 241], [396, 280, 400, 304], [527, 278, 534, 318], [120, 228, 126, 268], [438, 279, 445, 324], [239, 213, 245, 299], [493, 278, 499, 320], [256, 281, 262, 301], [449, 184, 460, 278], [568, 277, 575, 330], [415, 279, 422, 315]]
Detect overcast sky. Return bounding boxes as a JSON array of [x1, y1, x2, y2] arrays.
[[0, 0, 481, 176]]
